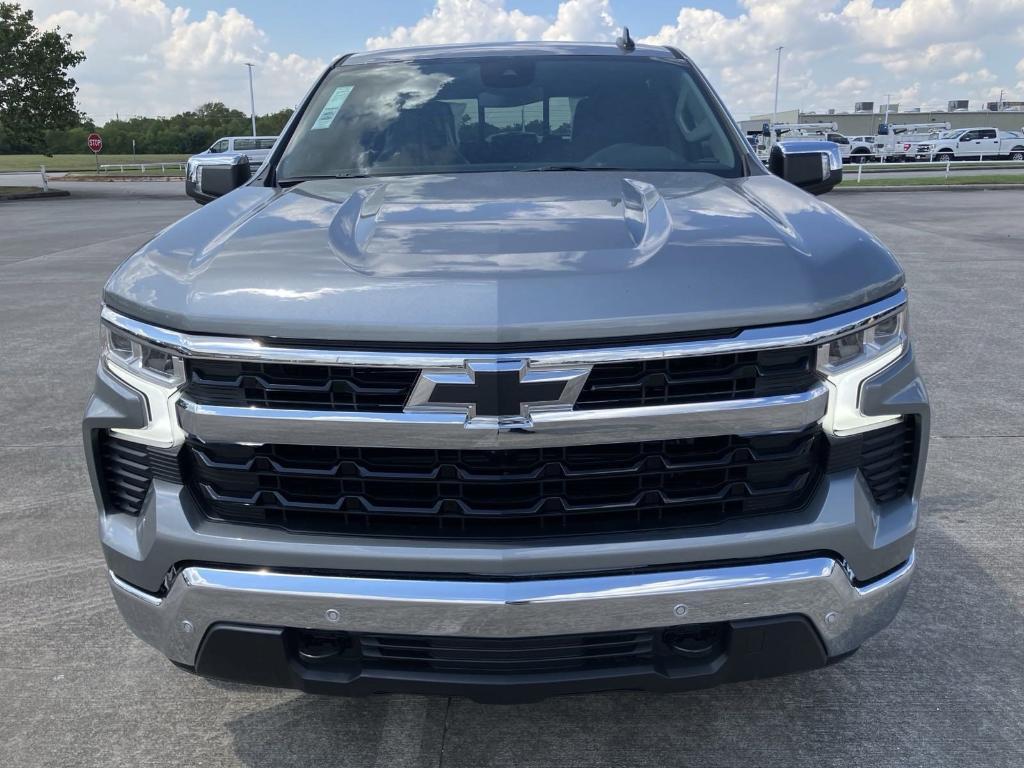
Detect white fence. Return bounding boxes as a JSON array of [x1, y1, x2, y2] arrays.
[[98, 162, 186, 174]]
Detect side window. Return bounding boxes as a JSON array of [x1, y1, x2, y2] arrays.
[[257, 138, 277, 150], [828, 133, 849, 145], [441, 99, 479, 145], [960, 131, 977, 142], [210, 139, 229, 153], [548, 97, 572, 136], [981, 129, 997, 140], [234, 138, 256, 151]]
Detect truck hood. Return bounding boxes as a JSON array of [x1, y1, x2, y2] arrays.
[[105, 171, 903, 344]]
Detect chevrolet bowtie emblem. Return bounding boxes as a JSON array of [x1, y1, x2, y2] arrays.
[[406, 360, 590, 422]]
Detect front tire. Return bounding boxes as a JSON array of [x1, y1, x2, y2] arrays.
[[936, 151, 954, 163]]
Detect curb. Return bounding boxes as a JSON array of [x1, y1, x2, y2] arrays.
[[0, 188, 71, 201], [834, 183, 1024, 192]]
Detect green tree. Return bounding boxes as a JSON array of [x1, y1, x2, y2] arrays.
[[0, 2, 85, 152]]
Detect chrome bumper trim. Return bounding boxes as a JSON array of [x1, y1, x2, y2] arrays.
[[176, 384, 828, 448], [109, 551, 915, 666], [101, 290, 906, 369]]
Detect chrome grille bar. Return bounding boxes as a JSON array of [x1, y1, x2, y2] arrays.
[[101, 290, 906, 369], [176, 385, 828, 448]]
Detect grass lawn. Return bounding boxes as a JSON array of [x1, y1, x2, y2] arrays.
[[0, 186, 43, 196], [0, 153, 189, 172], [841, 174, 1024, 187]]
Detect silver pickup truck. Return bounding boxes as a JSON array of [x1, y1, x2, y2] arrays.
[[84, 37, 928, 703], [913, 127, 1024, 161]]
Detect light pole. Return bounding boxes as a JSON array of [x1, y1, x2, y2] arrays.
[[884, 93, 893, 159], [245, 63, 257, 136], [770, 46, 783, 149]]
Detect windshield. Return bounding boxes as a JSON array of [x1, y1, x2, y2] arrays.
[[276, 55, 742, 181], [939, 130, 965, 139]]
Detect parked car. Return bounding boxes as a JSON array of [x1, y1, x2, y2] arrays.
[[914, 127, 1024, 161], [86, 37, 927, 703], [186, 135, 278, 203]]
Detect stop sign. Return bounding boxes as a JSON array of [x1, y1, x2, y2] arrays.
[[87, 133, 103, 153]]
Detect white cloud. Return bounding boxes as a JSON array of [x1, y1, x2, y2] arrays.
[[836, 76, 871, 92], [365, 0, 549, 49], [24, 0, 323, 121], [20, 0, 1024, 121], [950, 68, 997, 85], [839, 0, 1024, 49], [364, 0, 615, 50], [542, 0, 616, 42], [857, 43, 983, 76]]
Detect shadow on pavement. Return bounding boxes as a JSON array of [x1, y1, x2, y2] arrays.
[[221, 520, 1024, 768]]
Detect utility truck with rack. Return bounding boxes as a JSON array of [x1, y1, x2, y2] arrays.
[[773, 122, 873, 162], [875, 122, 951, 162]]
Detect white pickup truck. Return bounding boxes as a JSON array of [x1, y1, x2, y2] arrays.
[[914, 127, 1024, 161]]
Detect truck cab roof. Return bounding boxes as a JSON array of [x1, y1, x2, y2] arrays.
[[343, 40, 678, 66]]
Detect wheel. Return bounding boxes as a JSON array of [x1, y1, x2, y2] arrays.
[[851, 153, 869, 164], [936, 151, 954, 163], [1010, 150, 1024, 161]]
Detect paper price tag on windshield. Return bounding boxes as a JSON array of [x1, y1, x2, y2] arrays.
[[311, 86, 354, 130]]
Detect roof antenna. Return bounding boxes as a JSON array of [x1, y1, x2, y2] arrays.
[[616, 26, 635, 52]]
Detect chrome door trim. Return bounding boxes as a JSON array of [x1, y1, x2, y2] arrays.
[[176, 383, 828, 448], [101, 290, 906, 369]]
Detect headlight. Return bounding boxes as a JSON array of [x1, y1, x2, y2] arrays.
[[103, 326, 185, 386], [102, 323, 185, 448], [817, 308, 908, 436]]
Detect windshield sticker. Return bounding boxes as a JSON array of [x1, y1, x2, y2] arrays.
[[311, 86, 354, 130]]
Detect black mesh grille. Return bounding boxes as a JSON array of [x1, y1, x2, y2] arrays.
[[575, 347, 819, 410], [858, 420, 916, 502], [183, 428, 825, 539], [184, 360, 419, 412], [97, 434, 182, 515], [355, 628, 658, 674], [827, 419, 917, 504]]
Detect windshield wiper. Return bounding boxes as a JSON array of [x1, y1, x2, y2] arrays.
[[278, 172, 373, 186], [524, 165, 634, 172]]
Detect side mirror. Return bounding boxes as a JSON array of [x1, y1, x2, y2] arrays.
[[186, 154, 251, 204], [769, 141, 843, 195], [197, 154, 251, 199]]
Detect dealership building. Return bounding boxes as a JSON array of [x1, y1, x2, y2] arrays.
[[739, 101, 1024, 137]]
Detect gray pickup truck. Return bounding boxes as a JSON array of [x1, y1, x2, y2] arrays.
[[84, 38, 928, 703]]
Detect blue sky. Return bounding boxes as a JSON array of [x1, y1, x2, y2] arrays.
[[25, 1, 1024, 123], [193, 0, 738, 56], [166, 0, 909, 58]]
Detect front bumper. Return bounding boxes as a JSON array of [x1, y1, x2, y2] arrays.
[[109, 552, 914, 700]]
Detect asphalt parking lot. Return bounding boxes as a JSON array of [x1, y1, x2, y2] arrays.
[[1, 183, 1022, 767]]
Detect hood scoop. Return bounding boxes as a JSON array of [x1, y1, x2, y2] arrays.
[[620, 177, 669, 246], [327, 176, 672, 278]]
